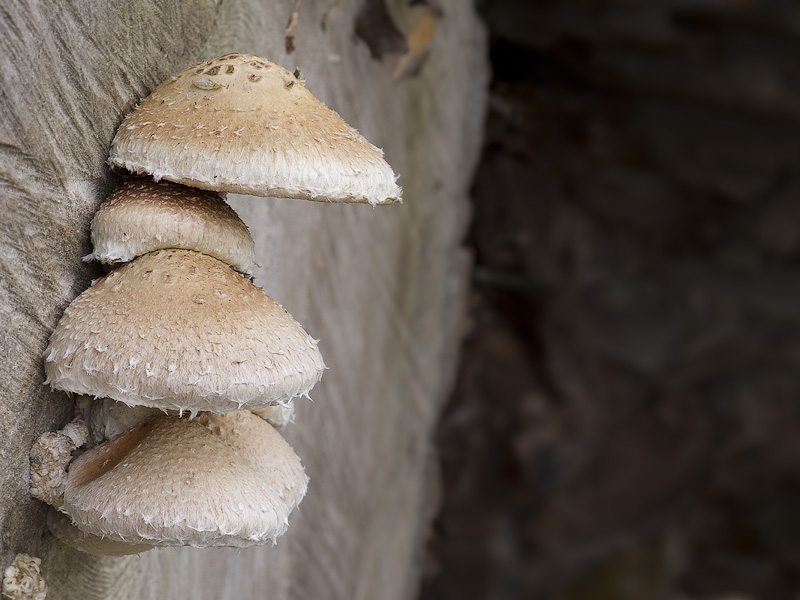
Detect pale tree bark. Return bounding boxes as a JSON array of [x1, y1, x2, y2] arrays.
[[0, 0, 486, 598]]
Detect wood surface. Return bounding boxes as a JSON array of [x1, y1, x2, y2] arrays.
[[0, 0, 486, 598]]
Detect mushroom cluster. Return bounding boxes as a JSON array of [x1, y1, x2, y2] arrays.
[[32, 53, 400, 554]]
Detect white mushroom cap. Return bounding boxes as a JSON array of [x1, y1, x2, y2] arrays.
[[44, 249, 325, 415], [108, 53, 402, 205], [85, 177, 257, 275], [60, 412, 308, 548]]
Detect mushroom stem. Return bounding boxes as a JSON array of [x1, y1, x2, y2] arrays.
[[47, 509, 155, 556], [252, 401, 296, 429], [87, 398, 164, 445]]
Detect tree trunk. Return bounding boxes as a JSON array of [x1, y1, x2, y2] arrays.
[[0, 1, 486, 597]]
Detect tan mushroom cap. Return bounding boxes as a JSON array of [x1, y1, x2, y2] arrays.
[[85, 177, 257, 275], [195, 411, 307, 510], [61, 412, 308, 548], [108, 53, 402, 205], [44, 249, 325, 415]]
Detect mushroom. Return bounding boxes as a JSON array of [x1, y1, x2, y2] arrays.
[[108, 53, 402, 205], [44, 249, 325, 416], [60, 412, 307, 548], [84, 176, 258, 276]]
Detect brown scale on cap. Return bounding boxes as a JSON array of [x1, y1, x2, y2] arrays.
[[44, 249, 325, 416], [108, 53, 402, 205]]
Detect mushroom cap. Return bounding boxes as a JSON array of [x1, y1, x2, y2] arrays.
[[108, 53, 402, 205], [44, 249, 325, 415], [195, 411, 307, 510], [61, 412, 308, 548], [85, 177, 257, 275]]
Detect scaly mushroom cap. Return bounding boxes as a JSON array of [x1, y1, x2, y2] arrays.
[[108, 53, 402, 205], [85, 177, 257, 275], [61, 413, 308, 548], [195, 411, 307, 509], [44, 249, 325, 415]]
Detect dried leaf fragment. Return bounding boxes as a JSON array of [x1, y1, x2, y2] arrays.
[[392, 8, 436, 80], [285, 0, 302, 54]]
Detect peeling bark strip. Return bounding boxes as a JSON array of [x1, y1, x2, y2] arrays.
[[0, 0, 486, 598]]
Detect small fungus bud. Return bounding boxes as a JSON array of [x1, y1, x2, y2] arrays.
[[29, 421, 89, 508], [2, 554, 47, 600]]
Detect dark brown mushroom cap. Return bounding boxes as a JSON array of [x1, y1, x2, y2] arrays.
[[85, 177, 257, 275]]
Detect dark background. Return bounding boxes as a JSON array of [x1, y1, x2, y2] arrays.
[[421, 1, 800, 599]]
